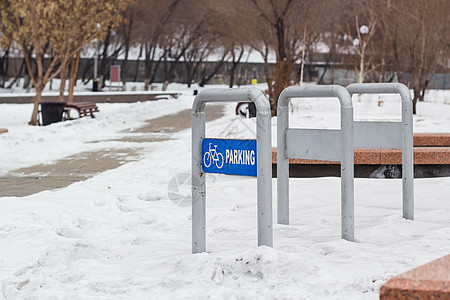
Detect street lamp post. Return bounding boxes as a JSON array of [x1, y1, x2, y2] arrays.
[[92, 23, 100, 92], [94, 38, 98, 79], [358, 25, 368, 84], [92, 39, 99, 92]]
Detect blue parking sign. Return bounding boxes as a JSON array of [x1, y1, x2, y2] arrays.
[[202, 138, 257, 176]]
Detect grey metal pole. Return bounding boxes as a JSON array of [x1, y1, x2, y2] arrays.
[[277, 85, 354, 241], [277, 92, 289, 225], [192, 104, 206, 254], [397, 85, 414, 220], [191, 88, 273, 253], [254, 90, 273, 247], [346, 83, 414, 220], [340, 103, 354, 241], [94, 39, 98, 79]]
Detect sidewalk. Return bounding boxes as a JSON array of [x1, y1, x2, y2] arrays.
[[0, 105, 224, 197]]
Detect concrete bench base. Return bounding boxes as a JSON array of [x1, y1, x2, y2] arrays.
[[273, 147, 450, 166], [0, 91, 181, 104], [272, 134, 450, 178], [271, 163, 450, 178], [414, 133, 450, 147]]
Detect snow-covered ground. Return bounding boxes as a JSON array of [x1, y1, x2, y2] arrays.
[[0, 82, 449, 299]]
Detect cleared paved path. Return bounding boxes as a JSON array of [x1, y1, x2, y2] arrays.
[[0, 105, 224, 197]]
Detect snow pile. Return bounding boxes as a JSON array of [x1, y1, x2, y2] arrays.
[[0, 84, 449, 299]]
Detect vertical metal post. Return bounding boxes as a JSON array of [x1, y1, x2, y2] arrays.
[[340, 103, 354, 241], [346, 83, 414, 220], [396, 84, 414, 220], [191, 88, 272, 254], [94, 38, 98, 79], [277, 85, 354, 241], [277, 97, 289, 225], [192, 105, 206, 254], [255, 94, 273, 247]]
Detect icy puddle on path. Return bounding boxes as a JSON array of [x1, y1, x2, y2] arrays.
[[0, 105, 224, 197]]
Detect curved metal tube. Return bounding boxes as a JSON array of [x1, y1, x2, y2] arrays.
[[347, 83, 412, 103], [278, 85, 353, 108], [277, 85, 354, 241], [347, 83, 414, 220], [193, 88, 271, 115], [192, 88, 272, 254]]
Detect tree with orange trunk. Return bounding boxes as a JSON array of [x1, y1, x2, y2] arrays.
[[1, 0, 131, 125]]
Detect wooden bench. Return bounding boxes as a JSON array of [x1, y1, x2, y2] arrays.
[[64, 102, 99, 119]]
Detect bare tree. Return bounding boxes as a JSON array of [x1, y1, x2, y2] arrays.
[[1, 0, 130, 125], [378, 0, 449, 114], [133, 0, 181, 91], [228, 43, 246, 88], [118, 9, 135, 91], [0, 42, 10, 88], [208, 1, 248, 88], [182, 37, 211, 87], [234, 0, 325, 114]]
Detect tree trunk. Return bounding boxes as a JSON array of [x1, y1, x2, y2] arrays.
[[318, 62, 329, 85], [186, 57, 204, 87], [143, 43, 154, 91], [358, 47, 365, 83], [7, 58, 26, 89], [23, 47, 41, 125], [183, 55, 194, 87], [229, 63, 237, 88], [199, 59, 226, 87], [30, 97, 41, 126], [99, 29, 111, 89], [68, 51, 81, 103], [121, 16, 133, 91], [150, 57, 163, 85], [134, 44, 143, 82], [419, 80, 429, 102], [59, 62, 68, 102], [29, 87, 43, 126], [0, 46, 10, 88], [186, 61, 194, 87], [122, 45, 129, 91], [229, 46, 244, 88], [412, 87, 420, 115], [271, 59, 293, 115]]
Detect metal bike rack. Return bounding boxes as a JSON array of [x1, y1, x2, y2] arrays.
[[277, 85, 355, 241], [192, 88, 273, 254], [347, 83, 414, 220]]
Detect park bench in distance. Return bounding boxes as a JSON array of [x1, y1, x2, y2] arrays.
[[64, 102, 99, 119]]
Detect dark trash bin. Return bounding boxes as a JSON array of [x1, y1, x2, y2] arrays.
[[235, 102, 257, 118], [92, 78, 99, 91], [40, 102, 66, 126], [235, 97, 273, 118]]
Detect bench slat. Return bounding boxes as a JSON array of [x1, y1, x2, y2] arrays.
[[64, 102, 99, 118]]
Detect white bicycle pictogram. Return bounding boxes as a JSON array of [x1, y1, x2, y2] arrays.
[[203, 143, 224, 169]]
